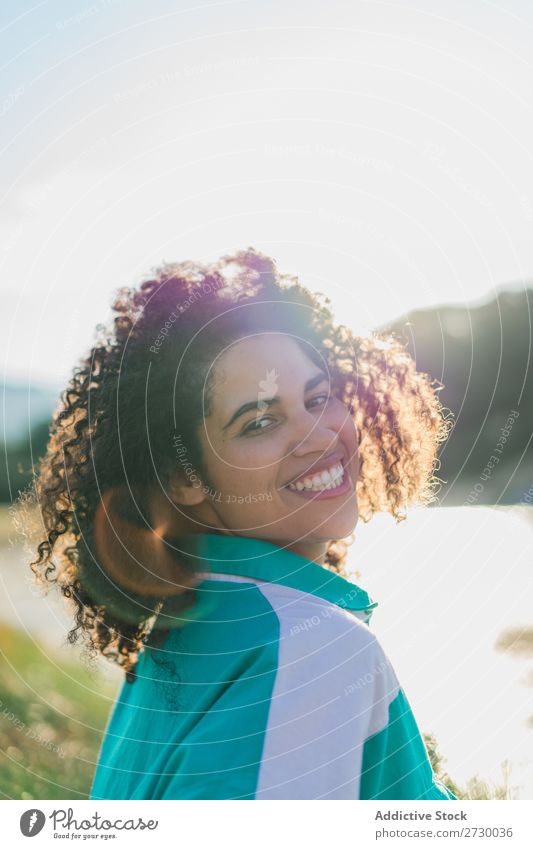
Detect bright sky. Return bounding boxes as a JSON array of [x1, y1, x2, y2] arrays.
[[1, 0, 533, 385]]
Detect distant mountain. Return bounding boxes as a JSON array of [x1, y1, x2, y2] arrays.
[[1, 381, 61, 503], [2, 381, 60, 443], [386, 287, 533, 505]]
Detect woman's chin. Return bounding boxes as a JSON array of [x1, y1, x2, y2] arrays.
[[301, 510, 358, 543], [328, 504, 358, 537]]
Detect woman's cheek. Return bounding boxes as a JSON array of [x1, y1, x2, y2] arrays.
[[226, 457, 279, 503], [214, 458, 264, 499]]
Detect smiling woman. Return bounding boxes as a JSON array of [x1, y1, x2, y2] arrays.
[[173, 332, 362, 560], [14, 247, 453, 800]]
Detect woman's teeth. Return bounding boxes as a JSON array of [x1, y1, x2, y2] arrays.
[[287, 462, 345, 492]]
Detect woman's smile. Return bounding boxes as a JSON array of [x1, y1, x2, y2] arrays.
[[284, 461, 352, 499], [281, 449, 354, 499]]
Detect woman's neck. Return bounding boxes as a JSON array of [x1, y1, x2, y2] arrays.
[[280, 539, 330, 566], [170, 522, 331, 567]]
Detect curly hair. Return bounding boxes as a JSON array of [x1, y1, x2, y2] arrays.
[[13, 248, 451, 682]]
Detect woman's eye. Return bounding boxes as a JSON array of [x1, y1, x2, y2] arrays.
[[240, 393, 329, 436], [241, 416, 276, 436], [307, 392, 329, 408]]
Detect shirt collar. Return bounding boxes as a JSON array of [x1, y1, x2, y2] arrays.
[[178, 532, 378, 620]]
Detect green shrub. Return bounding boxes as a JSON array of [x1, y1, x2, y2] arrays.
[[0, 623, 118, 800]]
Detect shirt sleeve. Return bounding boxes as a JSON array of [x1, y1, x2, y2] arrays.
[[358, 670, 457, 800], [249, 599, 456, 801], [155, 596, 381, 800], [156, 590, 455, 800]]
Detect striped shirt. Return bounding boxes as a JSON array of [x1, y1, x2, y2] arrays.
[[90, 532, 456, 800]]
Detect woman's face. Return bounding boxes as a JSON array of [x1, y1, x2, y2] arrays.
[[179, 333, 359, 547]]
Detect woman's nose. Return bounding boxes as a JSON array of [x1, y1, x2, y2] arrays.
[[289, 408, 339, 456]]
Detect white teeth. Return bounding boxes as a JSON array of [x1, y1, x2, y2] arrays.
[[287, 461, 345, 492]]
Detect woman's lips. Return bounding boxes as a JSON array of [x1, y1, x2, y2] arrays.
[[283, 460, 354, 500], [284, 450, 345, 488]]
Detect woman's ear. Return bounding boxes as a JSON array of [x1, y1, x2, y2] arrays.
[[168, 472, 208, 507], [93, 485, 198, 598]]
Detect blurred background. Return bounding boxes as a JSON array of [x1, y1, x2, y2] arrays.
[[1, 0, 532, 799]]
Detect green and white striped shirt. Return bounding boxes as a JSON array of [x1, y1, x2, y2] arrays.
[[91, 532, 456, 800]]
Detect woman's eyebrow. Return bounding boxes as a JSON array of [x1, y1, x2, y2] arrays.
[[222, 370, 329, 431]]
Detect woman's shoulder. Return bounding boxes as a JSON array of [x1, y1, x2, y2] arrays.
[[253, 577, 381, 640], [143, 575, 395, 692]]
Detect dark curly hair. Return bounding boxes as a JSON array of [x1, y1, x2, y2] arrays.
[[13, 248, 451, 682]]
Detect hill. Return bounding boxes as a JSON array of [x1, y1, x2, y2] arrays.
[[387, 287, 533, 505]]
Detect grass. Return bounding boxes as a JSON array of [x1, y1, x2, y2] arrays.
[[0, 623, 119, 800], [424, 731, 519, 800]]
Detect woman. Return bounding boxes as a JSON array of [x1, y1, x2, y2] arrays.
[[18, 248, 454, 800]]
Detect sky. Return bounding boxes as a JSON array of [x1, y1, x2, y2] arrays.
[[1, 0, 533, 388]]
